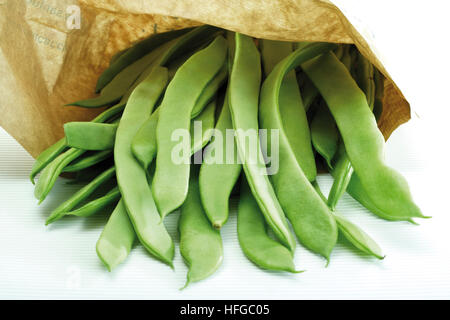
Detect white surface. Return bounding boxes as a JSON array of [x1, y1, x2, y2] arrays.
[[1, 1, 450, 299]]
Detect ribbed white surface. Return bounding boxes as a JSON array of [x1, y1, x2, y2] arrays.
[[0, 115, 449, 299]]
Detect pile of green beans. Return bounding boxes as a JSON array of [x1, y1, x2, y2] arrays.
[[30, 26, 424, 287]]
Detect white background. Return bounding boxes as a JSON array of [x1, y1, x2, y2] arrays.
[[1, 0, 450, 299]]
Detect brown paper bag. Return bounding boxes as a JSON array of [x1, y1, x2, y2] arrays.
[[0, 0, 410, 158]]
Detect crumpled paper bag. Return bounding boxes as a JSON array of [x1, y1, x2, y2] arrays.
[[0, 0, 410, 158]]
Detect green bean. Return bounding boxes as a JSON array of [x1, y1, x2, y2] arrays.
[[237, 178, 300, 273], [345, 173, 414, 222], [45, 166, 116, 224], [63, 150, 112, 173], [260, 39, 316, 181], [114, 66, 174, 266], [68, 40, 174, 108], [229, 33, 296, 252], [109, 48, 130, 66], [34, 148, 85, 203], [327, 53, 375, 209], [259, 42, 338, 260], [64, 123, 117, 150], [198, 32, 241, 229], [191, 64, 228, 118], [96, 199, 136, 271], [153, 36, 228, 219], [299, 75, 319, 112], [131, 99, 217, 172], [312, 181, 384, 259], [199, 95, 242, 229], [70, 26, 219, 108], [65, 186, 121, 218], [96, 28, 192, 92], [328, 144, 353, 210], [31, 101, 125, 185], [334, 214, 384, 259], [179, 166, 223, 288], [302, 52, 425, 221], [310, 101, 339, 169], [131, 109, 159, 171], [30, 138, 67, 184], [190, 100, 217, 154]]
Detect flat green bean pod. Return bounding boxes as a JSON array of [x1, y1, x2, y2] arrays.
[[64, 123, 118, 150], [45, 166, 116, 225], [312, 181, 385, 260], [259, 42, 338, 259], [65, 186, 121, 218], [310, 102, 339, 169], [71, 26, 219, 108], [95, 28, 192, 92], [260, 39, 316, 182], [30, 102, 125, 184], [302, 52, 425, 221], [131, 99, 217, 172], [328, 144, 353, 210], [199, 95, 242, 229], [334, 214, 384, 259], [30, 138, 67, 184], [34, 148, 85, 203], [190, 100, 217, 154], [191, 64, 228, 118], [198, 31, 241, 229], [68, 40, 174, 108], [179, 166, 223, 288], [229, 33, 296, 252], [153, 36, 228, 219], [63, 150, 112, 173], [114, 66, 174, 266], [96, 199, 136, 271], [237, 178, 300, 273], [328, 51, 374, 210]]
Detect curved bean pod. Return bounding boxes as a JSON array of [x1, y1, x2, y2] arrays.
[[190, 100, 217, 154], [70, 26, 219, 108], [64, 123, 117, 150], [65, 186, 121, 218], [259, 42, 338, 259], [96, 199, 136, 271], [229, 33, 296, 252], [30, 138, 67, 184], [312, 181, 385, 260], [63, 150, 112, 173], [68, 40, 174, 108], [131, 99, 217, 172], [237, 178, 300, 273], [199, 95, 242, 229], [191, 64, 228, 118], [302, 52, 425, 220], [45, 166, 116, 224], [34, 148, 85, 203], [260, 39, 316, 181], [153, 36, 227, 219], [310, 102, 339, 169], [179, 166, 223, 288], [114, 66, 174, 266], [95, 28, 192, 92], [334, 214, 385, 259]]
